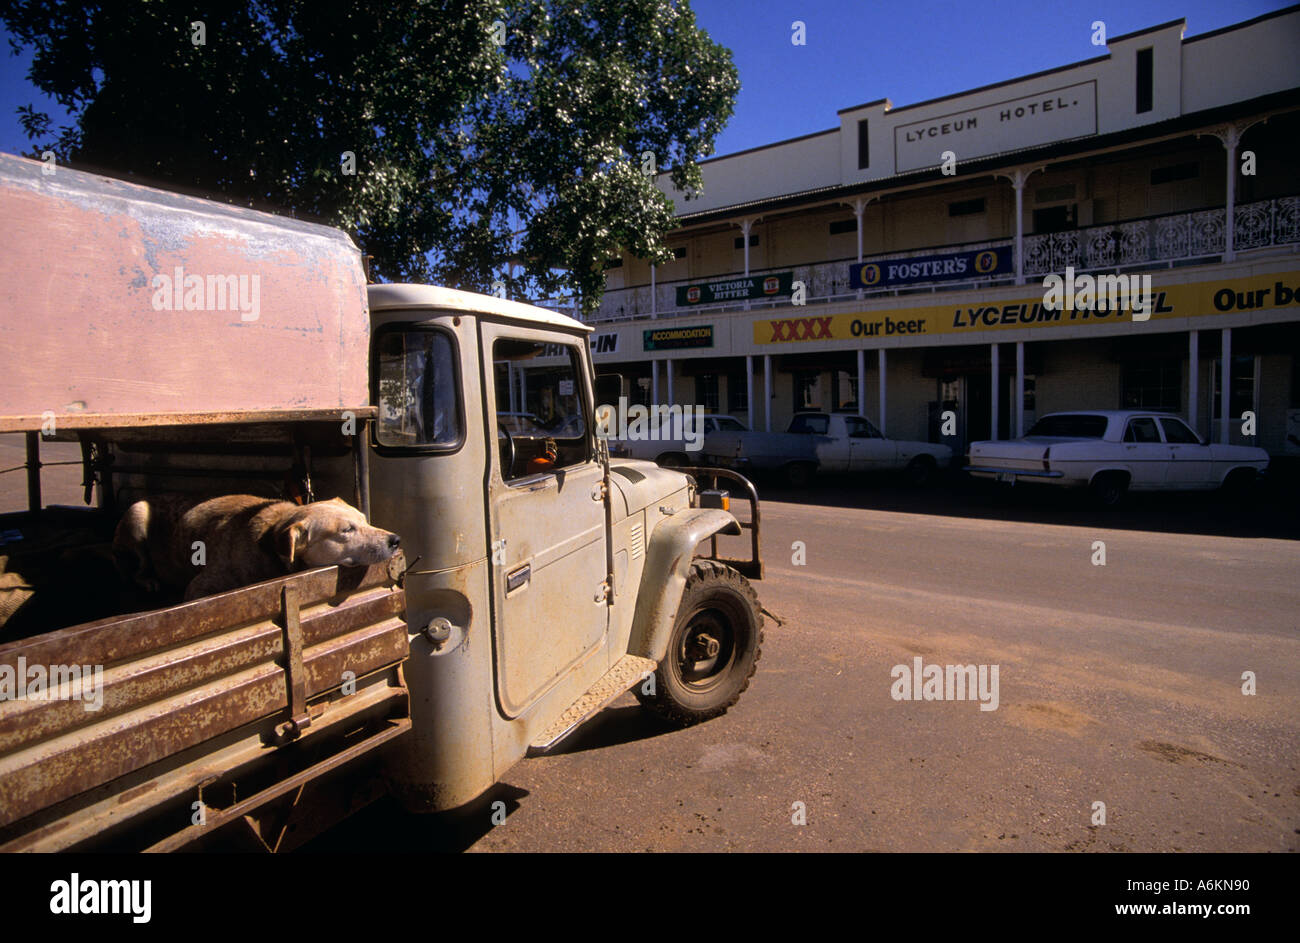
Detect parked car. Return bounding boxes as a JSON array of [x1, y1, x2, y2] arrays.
[[703, 411, 953, 486], [611, 413, 750, 467], [965, 410, 1270, 506]]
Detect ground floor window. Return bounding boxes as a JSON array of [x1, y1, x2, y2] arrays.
[[695, 374, 720, 412], [1211, 354, 1258, 420], [1121, 359, 1181, 411], [727, 368, 748, 413], [631, 375, 652, 407], [833, 369, 858, 411], [793, 371, 823, 412]]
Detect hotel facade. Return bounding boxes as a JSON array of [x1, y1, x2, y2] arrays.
[[542, 8, 1300, 460]]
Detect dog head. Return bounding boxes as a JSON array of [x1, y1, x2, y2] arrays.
[[272, 498, 401, 570]]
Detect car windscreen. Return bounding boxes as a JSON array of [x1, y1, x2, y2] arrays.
[[1026, 414, 1109, 438]]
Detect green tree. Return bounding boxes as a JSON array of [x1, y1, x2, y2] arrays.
[[4, 0, 737, 312]]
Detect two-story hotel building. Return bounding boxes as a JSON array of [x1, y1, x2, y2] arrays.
[[536, 7, 1300, 460]]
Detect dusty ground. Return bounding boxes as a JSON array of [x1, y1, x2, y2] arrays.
[[310, 474, 1300, 852]]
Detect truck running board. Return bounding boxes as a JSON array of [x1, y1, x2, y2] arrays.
[[527, 654, 657, 756]]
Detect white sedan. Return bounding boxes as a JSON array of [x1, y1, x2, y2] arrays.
[[966, 410, 1269, 506]]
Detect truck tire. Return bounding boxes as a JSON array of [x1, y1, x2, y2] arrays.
[[656, 452, 689, 469], [636, 560, 763, 726], [784, 462, 816, 488]]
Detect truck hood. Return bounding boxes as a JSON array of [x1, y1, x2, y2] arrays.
[[608, 459, 691, 520]]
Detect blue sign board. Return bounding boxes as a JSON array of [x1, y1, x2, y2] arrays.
[[848, 246, 1012, 289]]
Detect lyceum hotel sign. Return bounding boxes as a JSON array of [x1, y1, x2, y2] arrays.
[[893, 81, 1098, 172]]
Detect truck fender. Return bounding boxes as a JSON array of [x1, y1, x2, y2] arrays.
[[627, 508, 741, 662]]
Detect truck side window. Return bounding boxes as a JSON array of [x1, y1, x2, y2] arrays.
[[375, 329, 461, 449], [494, 339, 589, 481]]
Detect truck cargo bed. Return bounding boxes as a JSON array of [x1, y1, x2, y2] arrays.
[[0, 554, 410, 851]]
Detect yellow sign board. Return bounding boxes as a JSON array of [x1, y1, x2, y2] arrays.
[[753, 271, 1300, 344]]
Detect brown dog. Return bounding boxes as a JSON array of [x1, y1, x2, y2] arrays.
[[113, 495, 401, 601]]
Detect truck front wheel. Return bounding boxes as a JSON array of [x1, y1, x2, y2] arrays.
[[636, 560, 763, 726]]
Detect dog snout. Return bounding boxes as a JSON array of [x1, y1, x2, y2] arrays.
[[387, 533, 400, 549]]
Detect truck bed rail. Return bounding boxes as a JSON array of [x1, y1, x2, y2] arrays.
[[0, 554, 410, 851]]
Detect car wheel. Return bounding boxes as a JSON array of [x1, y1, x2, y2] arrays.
[[784, 462, 816, 488], [1220, 467, 1258, 503], [635, 560, 763, 726], [1089, 472, 1128, 509], [904, 455, 937, 486]]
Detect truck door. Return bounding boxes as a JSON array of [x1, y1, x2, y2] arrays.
[[483, 327, 609, 717]]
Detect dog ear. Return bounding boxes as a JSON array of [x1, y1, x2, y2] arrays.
[[274, 518, 309, 568]]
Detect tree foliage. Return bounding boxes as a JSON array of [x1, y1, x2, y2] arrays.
[[4, 0, 737, 311]]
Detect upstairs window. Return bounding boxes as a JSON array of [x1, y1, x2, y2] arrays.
[[949, 198, 986, 217], [1136, 47, 1153, 114]]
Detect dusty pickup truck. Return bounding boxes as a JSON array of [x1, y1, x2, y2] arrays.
[[702, 411, 953, 486], [965, 409, 1270, 507], [0, 153, 765, 851]]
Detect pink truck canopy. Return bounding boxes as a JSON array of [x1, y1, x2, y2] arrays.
[[0, 153, 371, 432]]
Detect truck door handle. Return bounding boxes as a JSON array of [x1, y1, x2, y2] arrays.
[[506, 563, 531, 593]]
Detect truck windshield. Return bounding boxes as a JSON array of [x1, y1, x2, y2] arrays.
[[375, 328, 462, 449]]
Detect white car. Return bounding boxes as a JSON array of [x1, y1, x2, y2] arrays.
[[704, 412, 953, 486], [611, 414, 750, 467], [966, 410, 1270, 506]]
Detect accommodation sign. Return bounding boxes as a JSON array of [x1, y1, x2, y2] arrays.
[[849, 246, 1012, 289], [644, 325, 714, 351], [676, 272, 793, 306], [894, 81, 1097, 173]]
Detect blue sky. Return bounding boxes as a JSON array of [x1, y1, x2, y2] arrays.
[[0, 1, 1289, 159]]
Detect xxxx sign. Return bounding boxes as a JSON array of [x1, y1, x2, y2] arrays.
[[767, 317, 833, 342]]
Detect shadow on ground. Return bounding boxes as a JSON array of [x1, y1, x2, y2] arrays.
[[299, 782, 531, 853], [741, 466, 1300, 541]]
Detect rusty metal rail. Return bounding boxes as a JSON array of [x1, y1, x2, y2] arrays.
[[680, 467, 763, 581], [0, 553, 410, 851]]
